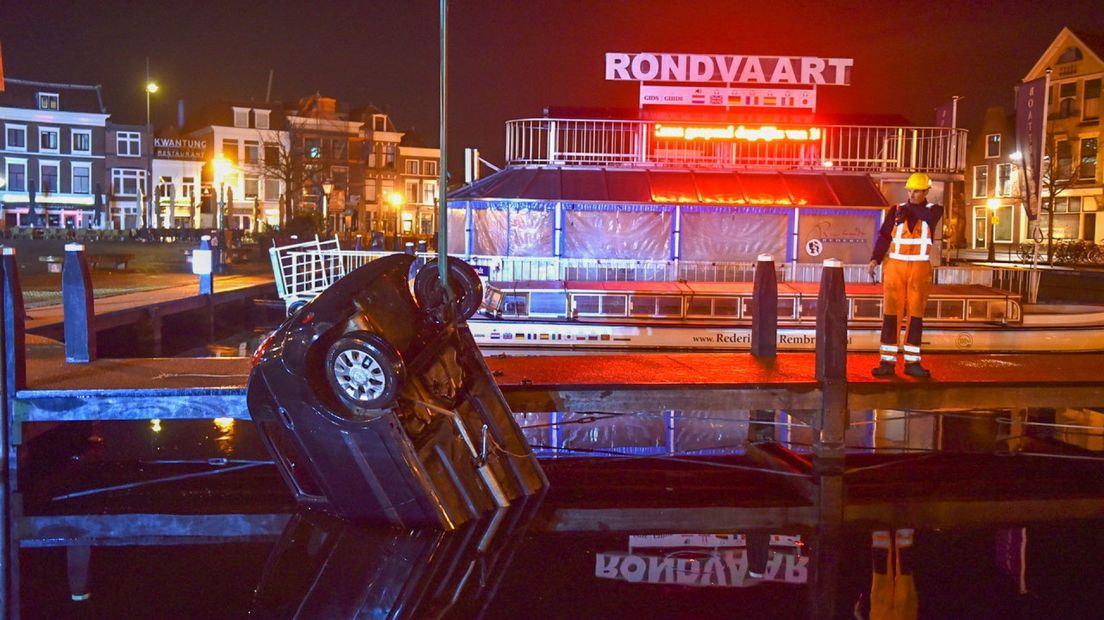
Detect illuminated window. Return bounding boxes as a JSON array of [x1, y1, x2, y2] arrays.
[[222, 138, 238, 162], [244, 175, 259, 198], [182, 177, 196, 199], [1080, 137, 1097, 180], [423, 160, 438, 176], [996, 163, 1015, 197], [365, 178, 377, 201], [71, 129, 92, 154], [1085, 79, 1101, 121], [985, 134, 1000, 158], [405, 159, 419, 174], [5, 125, 26, 150], [117, 131, 141, 157], [39, 127, 60, 152], [36, 93, 59, 110], [304, 138, 321, 159], [233, 108, 249, 128], [972, 165, 988, 198], [254, 109, 271, 129], [405, 179, 419, 203], [422, 180, 438, 205], [111, 168, 146, 196]]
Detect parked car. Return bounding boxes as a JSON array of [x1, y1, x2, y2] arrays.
[[247, 253, 546, 528]]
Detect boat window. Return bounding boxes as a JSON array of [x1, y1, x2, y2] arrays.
[[853, 298, 882, 320], [687, 298, 712, 316], [630, 296, 657, 316], [988, 300, 1007, 321], [603, 295, 627, 316], [799, 298, 818, 320], [778, 297, 796, 319], [630, 295, 683, 317], [925, 300, 939, 319], [529, 291, 568, 317], [1007, 301, 1021, 322], [939, 300, 965, 320], [967, 300, 990, 321], [574, 294, 601, 315], [501, 293, 528, 316], [656, 296, 682, 316], [713, 297, 740, 318]]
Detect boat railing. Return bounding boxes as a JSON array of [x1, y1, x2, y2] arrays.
[[270, 242, 1039, 304]]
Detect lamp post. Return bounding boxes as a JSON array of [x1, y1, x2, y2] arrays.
[[388, 191, 404, 250], [145, 81, 158, 127], [321, 178, 334, 235], [986, 198, 1000, 262]]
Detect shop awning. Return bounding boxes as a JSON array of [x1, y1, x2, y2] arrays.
[[450, 167, 888, 207]]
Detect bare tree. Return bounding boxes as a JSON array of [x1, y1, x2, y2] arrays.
[[1038, 138, 1091, 264], [258, 123, 323, 228]]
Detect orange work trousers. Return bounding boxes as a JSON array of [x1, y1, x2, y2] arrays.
[[882, 258, 932, 320]]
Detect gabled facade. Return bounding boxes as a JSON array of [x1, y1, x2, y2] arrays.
[[287, 95, 362, 234], [1024, 28, 1103, 245], [358, 109, 403, 233], [965, 106, 1020, 257], [0, 78, 109, 228], [397, 144, 440, 235]]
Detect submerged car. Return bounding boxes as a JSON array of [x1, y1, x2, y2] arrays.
[[247, 253, 546, 528]]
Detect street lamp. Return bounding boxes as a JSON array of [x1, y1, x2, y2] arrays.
[[986, 198, 1000, 262], [320, 178, 334, 234], [388, 191, 405, 245], [211, 153, 234, 232], [145, 81, 159, 127]]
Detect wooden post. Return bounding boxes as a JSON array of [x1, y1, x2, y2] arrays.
[[751, 254, 777, 357], [62, 243, 96, 363], [815, 259, 848, 461]]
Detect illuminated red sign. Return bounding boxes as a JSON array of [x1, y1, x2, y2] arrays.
[[654, 125, 822, 142]]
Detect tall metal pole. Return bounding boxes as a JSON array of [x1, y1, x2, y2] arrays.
[[437, 0, 449, 289]]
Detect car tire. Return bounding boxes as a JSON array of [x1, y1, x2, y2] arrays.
[[324, 332, 405, 413], [414, 257, 483, 320]]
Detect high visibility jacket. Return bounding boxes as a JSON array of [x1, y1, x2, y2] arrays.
[[888, 211, 934, 261]]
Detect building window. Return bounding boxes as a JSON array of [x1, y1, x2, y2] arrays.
[[111, 168, 147, 196], [972, 165, 988, 198], [263, 178, 281, 200], [365, 178, 377, 201], [1058, 82, 1078, 118], [182, 177, 196, 200], [233, 108, 249, 128], [405, 159, 419, 174], [1085, 79, 1101, 121], [39, 128, 60, 152], [996, 163, 1015, 197], [243, 140, 259, 164], [5, 125, 26, 150], [373, 115, 387, 131], [264, 143, 280, 166], [39, 162, 60, 193], [331, 166, 348, 188], [72, 164, 92, 194], [304, 138, 321, 159], [422, 160, 438, 176], [117, 131, 141, 157], [5, 160, 26, 191], [1056, 140, 1073, 180], [255, 110, 270, 130], [36, 93, 59, 110], [405, 179, 419, 203], [1080, 137, 1098, 181], [331, 139, 348, 161], [71, 129, 92, 154], [383, 143, 396, 168], [422, 180, 438, 205], [244, 175, 259, 199], [222, 139, 238, 162], [985, 134, 1000, 158]]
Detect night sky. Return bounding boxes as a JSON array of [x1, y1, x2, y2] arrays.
[[3, 0, 1104, 173]]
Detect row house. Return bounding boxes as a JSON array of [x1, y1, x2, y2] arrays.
[[0, 78, 109, 229], [106, 121, 152, 229], [288, 95, 362, 233], [397, 144, 440, 235], [966, 28, 1103, 255], [186, 102, 288, 231]]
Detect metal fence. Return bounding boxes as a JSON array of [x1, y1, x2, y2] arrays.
[[504, 118, 967, 173]]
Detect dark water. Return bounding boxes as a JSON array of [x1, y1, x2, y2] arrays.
[[9, 405, 1104, 619]]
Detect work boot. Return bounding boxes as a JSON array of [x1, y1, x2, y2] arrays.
[[871, 361, 896, 377], [904, 362, 931, 379]]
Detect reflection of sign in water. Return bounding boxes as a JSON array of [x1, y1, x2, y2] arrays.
[[596, 533, 808, 587]]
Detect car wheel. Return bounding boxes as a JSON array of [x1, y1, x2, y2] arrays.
[[414, 257, 483, 320], [324, 332, 404, 412]]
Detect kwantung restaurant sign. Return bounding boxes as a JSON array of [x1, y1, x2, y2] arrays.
[[154, 137, 208, 161], [606, 53, 853, 85]]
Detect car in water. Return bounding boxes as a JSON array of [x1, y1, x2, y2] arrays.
[[246, 253, 546, 528]]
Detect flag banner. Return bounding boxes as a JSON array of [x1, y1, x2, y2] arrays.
[[1016, 76, 1048, 220], [640, 84, 815, 109], [934, 99, 956, 127], [0, 38, 6, 92]]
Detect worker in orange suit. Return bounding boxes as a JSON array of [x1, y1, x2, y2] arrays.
[[866, 529, 918, 620], [867, 173, 944, 378]]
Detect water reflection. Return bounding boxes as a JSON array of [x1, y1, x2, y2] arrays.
[[7, 404, 1104, 618]]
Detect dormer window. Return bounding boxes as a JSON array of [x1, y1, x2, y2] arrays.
[[233, 108, 249, 128], [37, 93, 59, 110], [254, 109, 270, 129], [373, 114, 387, 131]]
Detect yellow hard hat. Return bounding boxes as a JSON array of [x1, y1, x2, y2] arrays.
[[905, 172, 932, 190]]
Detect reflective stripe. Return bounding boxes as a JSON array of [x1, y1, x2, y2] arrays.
[[880, 344, 899, 353], [904, 354, 921, 362], [880, 354, 897, 362], [903, 345, 920, 353], [887, 205, 933, 261]]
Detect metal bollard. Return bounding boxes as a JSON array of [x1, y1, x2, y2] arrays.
[[1, 247, 27, 395], [62, 243, 96, 363], [354, 234, 364, 251], [404, 241, 415, 255], [815, 258, 847, 381], [193, 236, 214, 295], [750, 254, 778, 358]]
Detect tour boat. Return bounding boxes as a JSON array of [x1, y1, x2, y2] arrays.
[[470, 279, 1104, 353]]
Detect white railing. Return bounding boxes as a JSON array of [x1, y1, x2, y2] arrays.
[[271, 244, 1038, 305], [504, 118, 967, 174]]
